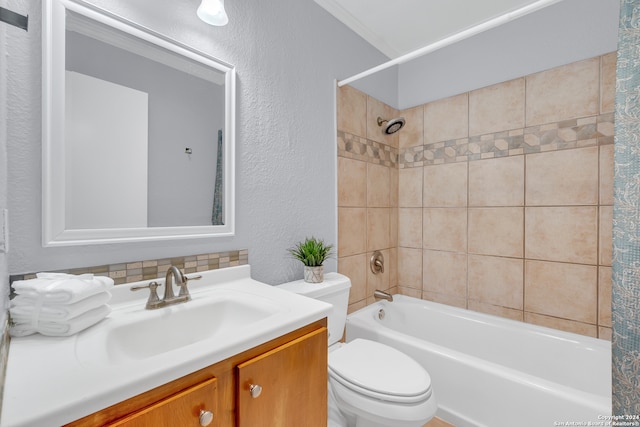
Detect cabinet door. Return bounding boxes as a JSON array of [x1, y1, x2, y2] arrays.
[[237, 327, 327, 427], [107, 377, 218, 427]]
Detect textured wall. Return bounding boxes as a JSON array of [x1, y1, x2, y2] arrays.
[[395, 0, 619, 109], [6, 0, 387, 285]]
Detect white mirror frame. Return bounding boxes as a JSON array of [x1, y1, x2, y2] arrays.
[[42, 0, 235, 246]]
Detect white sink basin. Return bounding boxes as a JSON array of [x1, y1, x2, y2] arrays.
[[4, 265, 332, 427], [75, 289, 282, 365]]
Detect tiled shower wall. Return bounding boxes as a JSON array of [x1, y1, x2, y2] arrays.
[[337, 53, 615, 339], [337, 90, 400, 313]]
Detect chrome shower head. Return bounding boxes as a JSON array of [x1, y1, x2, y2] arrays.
[[377, 116, 405, 135]]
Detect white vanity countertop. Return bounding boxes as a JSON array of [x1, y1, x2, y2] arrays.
[[1, 265, 331, 427]]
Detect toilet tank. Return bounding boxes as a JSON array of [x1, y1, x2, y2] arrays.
[[277, 273, 351, 346]]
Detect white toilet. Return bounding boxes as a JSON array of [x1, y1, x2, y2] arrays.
[[278, 273, 437, 427]]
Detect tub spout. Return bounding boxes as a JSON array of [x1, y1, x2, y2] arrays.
[[373, 290, 393, 302]]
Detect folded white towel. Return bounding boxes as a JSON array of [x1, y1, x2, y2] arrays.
[[10, 291, 111, 322], [12, 274, 114, 304], [9, 304, 111, 337]]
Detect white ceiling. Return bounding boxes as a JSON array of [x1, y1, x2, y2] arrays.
[[314, 0, 559, 58]]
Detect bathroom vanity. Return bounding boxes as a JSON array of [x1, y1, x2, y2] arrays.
[[67, 321, 327, 426], [2, 266, 331, 426]]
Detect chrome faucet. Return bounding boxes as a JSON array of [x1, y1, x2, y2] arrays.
[[131, 266, 201, 309], [373, 290, 393, 302]]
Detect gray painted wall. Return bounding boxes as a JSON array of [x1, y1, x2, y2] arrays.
[[0, 1, 12, 332], [397, 0, 620, 109], [6, 0, 387, 285], [350, 0, 620, 110]]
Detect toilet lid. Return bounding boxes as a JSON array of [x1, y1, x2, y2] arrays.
[[328, 339, 431, 401]]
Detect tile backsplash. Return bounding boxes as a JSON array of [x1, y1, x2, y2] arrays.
[[10, 249, 249, 287], [337, 52, 615, 340]]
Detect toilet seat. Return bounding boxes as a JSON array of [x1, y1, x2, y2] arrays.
[[328, 339, 432, 404]]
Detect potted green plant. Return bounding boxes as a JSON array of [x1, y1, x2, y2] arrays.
[[288, 237, 334, 283]]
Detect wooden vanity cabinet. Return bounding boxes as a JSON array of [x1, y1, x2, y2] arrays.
[[65, 320, 327, 427], [107, 378, 218, 427], [237, 327, 327, 427]]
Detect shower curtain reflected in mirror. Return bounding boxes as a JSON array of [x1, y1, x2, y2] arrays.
[[212, 129, 224, 225]]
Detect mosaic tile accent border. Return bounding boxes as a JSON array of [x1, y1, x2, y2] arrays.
[[338, 131, 398, 167], [399, 113, 614, 168], [10, 249, 249, 286]]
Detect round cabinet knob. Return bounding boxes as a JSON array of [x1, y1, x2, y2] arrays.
[[249, 384, 262, 398], [199, 409, 214, 426]]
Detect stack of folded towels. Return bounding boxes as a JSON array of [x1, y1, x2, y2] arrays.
[[9, 272, 114, 337]]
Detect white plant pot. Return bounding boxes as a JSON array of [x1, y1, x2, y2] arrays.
[[304, 266, 324, 283]]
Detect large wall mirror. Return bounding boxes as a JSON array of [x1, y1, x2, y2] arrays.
[[42, 0, 235, 246]]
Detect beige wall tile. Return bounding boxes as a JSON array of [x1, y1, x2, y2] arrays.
[[367, 249, 391, 296], [399, 167, 423, 207], [469, 78, 525, 136], [424, 93, 468, 145], [398, 248, 423, 288], [367, 95, 399, 147], [422, 291, 467, 309], [338, 157, 366, 207], [398, 286, 422, 299], [524, 312, 598, 337], [424, 162, 468, 207], [525, 207, 598, 264], [367, 163, 390, 207], [367, 208, 390, 251], [599, 327, 612, 341], [337, 85, 366, 137], [599, 205, 613, 266], [469, 156, 524, 206], [468, 207, 524, 257], [400, 105, 424, 148], [468, 255, 523, 309], [526, 57, 599, 126], [468, 300, 524, 321], [389, 247, 398, 287], [338, 207, 366, 257], [398, 208, 423, 248], [599, 266, 612, 328], [601, 52, 617, 114], [338, 254, 367, 304], [526, 147, 599, 206], [390, 207, 398, 248], [600, 144, 614, 205], [423, 250, 467, 299], [390, 166, 399, 207], [423, 208, 467, 252], [525, 260, 597, 323]]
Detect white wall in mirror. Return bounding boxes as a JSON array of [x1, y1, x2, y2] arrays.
[[42, 0, 235, 246], [65, 71, 149, 229]]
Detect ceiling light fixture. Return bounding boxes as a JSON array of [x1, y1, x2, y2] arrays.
[[197, 0, 229, 26]]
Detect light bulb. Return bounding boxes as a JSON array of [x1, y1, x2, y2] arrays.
[[197, 0, 229, 26]]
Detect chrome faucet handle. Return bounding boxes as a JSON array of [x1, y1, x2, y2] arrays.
[[131, 281, 161, 308]]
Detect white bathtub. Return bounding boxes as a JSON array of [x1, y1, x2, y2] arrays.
[[345, 295, 611, 427]]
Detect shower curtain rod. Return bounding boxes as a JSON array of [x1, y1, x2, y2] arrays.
[[337, 0, 564, 87]]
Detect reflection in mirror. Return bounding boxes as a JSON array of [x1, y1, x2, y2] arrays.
[[43, 0, 235, 246]]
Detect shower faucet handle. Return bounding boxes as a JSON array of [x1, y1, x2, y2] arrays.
[[370, 250, 384, 274]]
